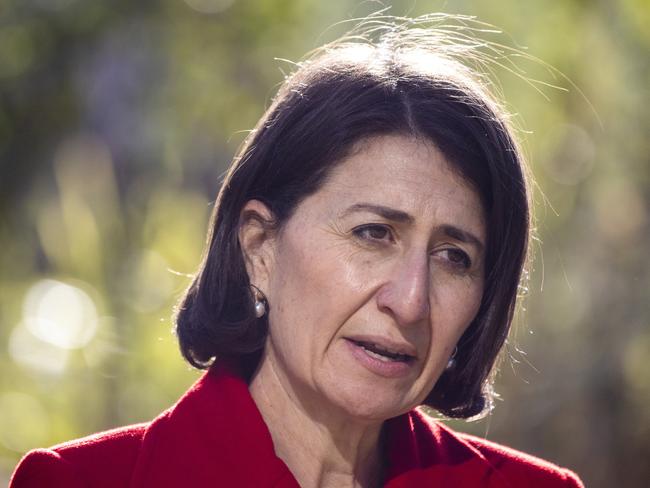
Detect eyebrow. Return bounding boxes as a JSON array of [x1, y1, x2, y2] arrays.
[[342, 203, 414, 224], [341, 203, 485, 251], [439, 224, 484, 252]]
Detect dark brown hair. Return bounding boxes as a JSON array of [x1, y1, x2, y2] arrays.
[[175, 18, 531, 419]]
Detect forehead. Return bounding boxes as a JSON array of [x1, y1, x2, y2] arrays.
[[309, 135, 485, 227]]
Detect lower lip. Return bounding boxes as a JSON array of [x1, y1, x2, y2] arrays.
[[344, 339, 414, 378]]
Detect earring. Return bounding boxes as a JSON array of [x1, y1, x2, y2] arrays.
[[250, 284, 267, 318], [446, 346, 458, 370], [254, 297, 266, 318]]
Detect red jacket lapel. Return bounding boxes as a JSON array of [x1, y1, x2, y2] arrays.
[[130, 362, 299, 487], [384, 410, 511, 487]]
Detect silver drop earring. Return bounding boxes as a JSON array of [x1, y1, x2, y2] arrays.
[[446, 346, 458, 370], [251, 284, 267, 318], [254, 297, 266, 318]]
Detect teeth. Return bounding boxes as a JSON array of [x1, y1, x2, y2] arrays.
[[362, 346, 394, 362], [351, 339, 413, 362]]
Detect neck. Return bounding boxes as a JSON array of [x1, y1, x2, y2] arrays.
[[249, 355, 385, 488]]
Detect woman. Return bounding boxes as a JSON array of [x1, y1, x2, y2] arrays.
[[11, 17, 583, 487]]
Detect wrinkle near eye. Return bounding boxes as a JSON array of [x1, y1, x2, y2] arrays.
[[322, 221, 348, 240]]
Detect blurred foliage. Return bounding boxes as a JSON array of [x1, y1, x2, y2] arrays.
[[0, 1, 648, 486]]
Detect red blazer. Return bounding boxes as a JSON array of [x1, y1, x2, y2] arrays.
[[10, 363, 583, 487]]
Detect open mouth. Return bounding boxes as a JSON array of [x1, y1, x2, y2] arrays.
[[348, 339, 415, 363]]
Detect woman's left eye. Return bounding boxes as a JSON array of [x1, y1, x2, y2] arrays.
[[436, 248, 472, 269], [353, 224, 393, 242]]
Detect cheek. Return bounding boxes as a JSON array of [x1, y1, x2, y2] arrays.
[[435, 279, 484, 339], [266, 235, 344, 342], [461, 280, 484, 318]]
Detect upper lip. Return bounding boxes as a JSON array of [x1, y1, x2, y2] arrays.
[[345, 334, 418, 359]]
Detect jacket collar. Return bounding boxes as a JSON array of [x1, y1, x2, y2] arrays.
[[384, 410, 509, 486], [130, 361, 298, 487], [130, 361, 504, 487]]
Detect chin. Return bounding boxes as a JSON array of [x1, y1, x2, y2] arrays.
[[319, 379, 419, 423]]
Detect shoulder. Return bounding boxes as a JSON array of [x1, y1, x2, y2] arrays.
[[10, 423, 148, 488], [402, 410, 584, 487]]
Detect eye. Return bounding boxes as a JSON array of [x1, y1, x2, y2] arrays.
[[352, 224, 394, 243], [435, 248, 472, 270]]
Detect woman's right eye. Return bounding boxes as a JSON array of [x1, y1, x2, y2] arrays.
[[352, 224, 393, 243]]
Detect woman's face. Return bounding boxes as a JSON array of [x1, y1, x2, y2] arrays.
[[245, 134, 486, 421]]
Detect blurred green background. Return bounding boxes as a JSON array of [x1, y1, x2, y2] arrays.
[[1, 1, 648, 486]]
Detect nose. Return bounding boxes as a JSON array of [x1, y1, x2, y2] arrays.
[[376, 251, 430, 327]]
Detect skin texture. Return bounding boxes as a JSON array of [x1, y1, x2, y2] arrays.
[[240, 135, 486, 487]]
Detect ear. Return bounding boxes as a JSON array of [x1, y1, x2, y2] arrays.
[[238, 200, 277, 293]]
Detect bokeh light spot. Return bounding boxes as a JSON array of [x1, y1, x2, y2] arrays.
[[23, 279, 99, 349]]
